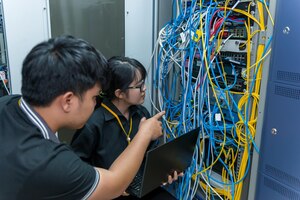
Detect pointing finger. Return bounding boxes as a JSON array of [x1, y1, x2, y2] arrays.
[[140, 117, 146, 122], [153, 111, 165, 119]]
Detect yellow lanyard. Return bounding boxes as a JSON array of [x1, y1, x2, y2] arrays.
[[101, 103, 132, 144]]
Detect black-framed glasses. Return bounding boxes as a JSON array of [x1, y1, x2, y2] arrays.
[[127, 80, 145, 92]]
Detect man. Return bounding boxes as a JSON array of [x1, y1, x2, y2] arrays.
[[0, 35, 165, 199]]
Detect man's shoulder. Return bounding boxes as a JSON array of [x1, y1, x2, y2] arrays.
[[0, 95, 20, 109], [11, 139, 91, 182], [12, 141, 98, 200], [30, 142, 98, 199], [0, 95, 33, 136]]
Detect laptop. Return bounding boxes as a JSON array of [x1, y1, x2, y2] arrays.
[[127, 127, 200, 198]]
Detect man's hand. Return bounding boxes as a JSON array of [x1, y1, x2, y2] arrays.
[[139, 111, 165, 141]]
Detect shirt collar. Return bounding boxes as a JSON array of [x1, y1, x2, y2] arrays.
[[19, 97, 60, 143], [102, 98, 139, 121]]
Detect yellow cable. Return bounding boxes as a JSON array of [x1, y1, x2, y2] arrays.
[[221, 7, 263, 30], [264, 0, 274, 25], [192, 1, 273, 199]]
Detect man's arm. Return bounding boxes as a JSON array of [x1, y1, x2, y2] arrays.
[[88, 111, 165, 200]]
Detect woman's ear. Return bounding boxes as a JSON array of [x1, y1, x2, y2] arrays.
[[114, 89, 125, 99]]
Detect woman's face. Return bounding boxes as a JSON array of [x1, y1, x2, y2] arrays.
[[124, 71, 146, 106]]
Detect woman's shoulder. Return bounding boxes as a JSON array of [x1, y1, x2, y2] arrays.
[[86, 106, 106, 124]]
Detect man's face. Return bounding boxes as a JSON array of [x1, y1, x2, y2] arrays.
[[69, 84, 101, 129]]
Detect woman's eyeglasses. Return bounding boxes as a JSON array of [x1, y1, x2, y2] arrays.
[[127, 80, 145, 92]]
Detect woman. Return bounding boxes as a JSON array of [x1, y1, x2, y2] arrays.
[[71, 56, 176, 199]]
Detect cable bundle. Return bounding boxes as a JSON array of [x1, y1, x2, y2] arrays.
[[150, 0, 273, 199]]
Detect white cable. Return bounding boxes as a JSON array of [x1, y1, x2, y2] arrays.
[[200, 172, 224, 200]]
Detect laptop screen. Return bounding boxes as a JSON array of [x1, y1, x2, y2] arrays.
[[127, 127, 200, 197]]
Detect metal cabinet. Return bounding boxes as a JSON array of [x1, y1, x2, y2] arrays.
[[256, 0, 300, 199]]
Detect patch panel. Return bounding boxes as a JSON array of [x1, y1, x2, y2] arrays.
[[222, 26, 247, 39], [220, 52, 247, 63]]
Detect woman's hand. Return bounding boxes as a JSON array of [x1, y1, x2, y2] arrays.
[[162, 171, 184, 186]]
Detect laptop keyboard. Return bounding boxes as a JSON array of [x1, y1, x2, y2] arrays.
[[127, 172, 143, 196]]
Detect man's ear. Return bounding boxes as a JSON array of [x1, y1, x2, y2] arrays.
[[114, 89, 125, 99], [61, 92, 75, 113]]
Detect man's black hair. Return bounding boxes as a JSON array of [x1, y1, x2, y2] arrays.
[[21, 35, 109, 106]]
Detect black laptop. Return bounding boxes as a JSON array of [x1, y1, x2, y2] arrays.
[[127, 127, 200, 198]]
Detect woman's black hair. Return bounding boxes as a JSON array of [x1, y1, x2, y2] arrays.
[[104, 56, 147, 100]]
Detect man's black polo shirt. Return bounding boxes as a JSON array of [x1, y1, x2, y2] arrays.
[[71, 99, 151, 168], [0, 95, 99, 199]]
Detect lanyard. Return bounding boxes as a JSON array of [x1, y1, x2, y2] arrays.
[[101, 103, 132, 144]]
